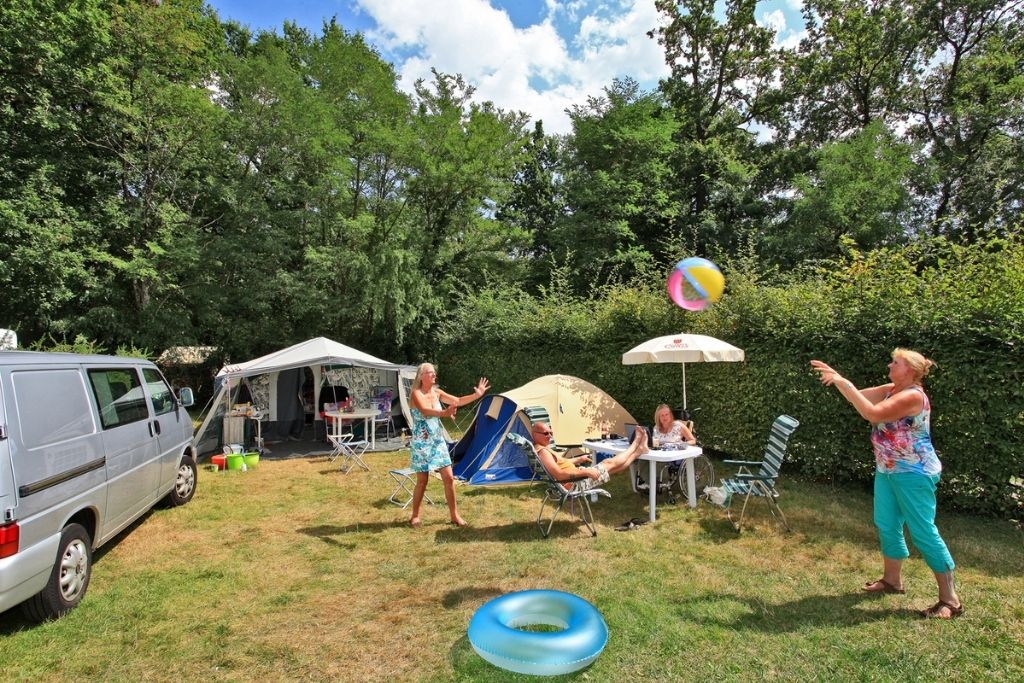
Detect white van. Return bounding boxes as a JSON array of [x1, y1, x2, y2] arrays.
[[0, 351, 197, 620]]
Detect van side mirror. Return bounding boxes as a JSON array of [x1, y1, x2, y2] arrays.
[[178, 387, 195, 408]]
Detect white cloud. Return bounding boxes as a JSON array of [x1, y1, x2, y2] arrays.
[[759, 9, 788, 36], [356, 0, 669, 134]]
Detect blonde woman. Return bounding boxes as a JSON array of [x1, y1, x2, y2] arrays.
[[811, 349, 961, 619], [408, 363, 489, 528], [653, 403, 696, 446]]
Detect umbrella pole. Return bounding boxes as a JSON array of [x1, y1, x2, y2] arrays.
[[681, 363, 687, 411]]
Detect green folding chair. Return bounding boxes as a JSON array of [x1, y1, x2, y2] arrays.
[[720, 414, 800, 532]]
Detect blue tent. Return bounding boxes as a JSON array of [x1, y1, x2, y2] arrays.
[[451, 375, 638, 486], [451, 395, 536, 485]]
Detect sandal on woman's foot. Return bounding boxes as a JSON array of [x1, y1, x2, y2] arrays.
[[862, 578, 905, 594], [921, 600, 963, 619]]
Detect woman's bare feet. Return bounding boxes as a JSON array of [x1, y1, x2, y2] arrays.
[[634, 427, 650, 454], [450, 516, 468, 527], [410, 517, 422, 528]]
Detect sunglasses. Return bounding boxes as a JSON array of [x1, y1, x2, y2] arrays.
[[534, 429, 553, 436]]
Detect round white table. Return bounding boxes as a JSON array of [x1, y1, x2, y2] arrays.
[[582, 439, 703, 522]]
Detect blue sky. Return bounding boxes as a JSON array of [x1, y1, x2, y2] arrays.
[[206, 1, 806, 135]]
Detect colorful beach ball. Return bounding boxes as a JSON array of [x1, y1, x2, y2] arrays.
[[666, 257, 725, 311]]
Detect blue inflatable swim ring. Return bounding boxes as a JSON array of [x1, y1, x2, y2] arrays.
[[468, 589, 608, 676]]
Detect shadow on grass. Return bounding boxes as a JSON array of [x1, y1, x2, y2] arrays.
[[433, 520, 601, 544], [441, 585, 506, 609], [680, 590, 921, 631], [297, 521, 405, 548], [697, 485, 1024, 578]]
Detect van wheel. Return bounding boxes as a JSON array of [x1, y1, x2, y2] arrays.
[[163, 455, 197, 507], [21, 523, 92, 621]]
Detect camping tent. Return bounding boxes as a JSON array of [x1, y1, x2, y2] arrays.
[[192, 337, 416, 456], [451, 375, 637, 486]]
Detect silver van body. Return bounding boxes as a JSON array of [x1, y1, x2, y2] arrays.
[[0, 351, 196, 619]]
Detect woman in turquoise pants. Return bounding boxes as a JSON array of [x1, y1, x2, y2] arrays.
[[811, 349, 962, 619]]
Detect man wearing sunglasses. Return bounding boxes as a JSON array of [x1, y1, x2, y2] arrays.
[[531, 422, 649, 490]]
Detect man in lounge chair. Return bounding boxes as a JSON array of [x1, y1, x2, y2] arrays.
[[531, 422, 649, 490]]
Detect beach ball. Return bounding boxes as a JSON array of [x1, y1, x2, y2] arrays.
[[666, 257, 725, 311]]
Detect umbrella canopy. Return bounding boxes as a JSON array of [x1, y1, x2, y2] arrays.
[[622, 333, 745, 410]]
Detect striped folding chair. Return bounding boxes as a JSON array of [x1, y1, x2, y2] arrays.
[[720, 415, 800, 532]]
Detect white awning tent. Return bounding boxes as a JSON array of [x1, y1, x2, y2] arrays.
[[622, 333, 745, 410], [193, 337, 416, 456]]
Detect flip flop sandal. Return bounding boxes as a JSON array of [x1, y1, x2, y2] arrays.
[[862, 578, 905, 594], [615, 520, 640, 531], [921, 600, 964, 619], [629, 517, 649, 526]]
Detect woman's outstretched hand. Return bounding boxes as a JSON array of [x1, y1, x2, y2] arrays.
[[810, 360, 843, 387], [474, 377, 491, 397]]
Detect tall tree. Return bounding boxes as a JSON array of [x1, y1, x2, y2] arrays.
[[783, 0, 924, 144], [402, 70, 528, 347], [768, 121, 917, 264], [651, 0, 781, 255], [0, 0, 112, 341], [495, 120, 561, 289], [907, 0, 1024, 239], [553, 78, 675, 289]]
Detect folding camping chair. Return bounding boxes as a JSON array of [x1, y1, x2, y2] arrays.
[[326, 413, 370, 473], [506, 432, 610, 538], [387, 467, 434, 509], [720, 414, 800, 532]]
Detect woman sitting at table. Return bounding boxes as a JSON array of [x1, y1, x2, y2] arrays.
[[653, 403, 696, 446]]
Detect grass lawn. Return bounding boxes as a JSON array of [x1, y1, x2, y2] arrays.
[[1, 449, 1022, 682]]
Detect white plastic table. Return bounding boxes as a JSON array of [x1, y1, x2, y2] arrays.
[[324, 409, 380, 450], [582, 439, 703, 523]]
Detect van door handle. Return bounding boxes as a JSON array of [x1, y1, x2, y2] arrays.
[[151, 420, 161, 436]]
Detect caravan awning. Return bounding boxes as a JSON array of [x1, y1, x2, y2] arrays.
[[218, 337, 415, 378]]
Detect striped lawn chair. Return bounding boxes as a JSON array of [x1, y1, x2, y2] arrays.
[[720, 415, 800, 532]]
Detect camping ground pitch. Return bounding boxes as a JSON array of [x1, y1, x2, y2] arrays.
[[1, 452, 1021, 681]]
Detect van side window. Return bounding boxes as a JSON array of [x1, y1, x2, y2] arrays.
[[88, 368, 149, 429], [12, 369, 94, 448], [142, 368, 174, 416]]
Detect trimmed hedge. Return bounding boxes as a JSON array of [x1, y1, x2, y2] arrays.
[[437, 237, 1023, 519]]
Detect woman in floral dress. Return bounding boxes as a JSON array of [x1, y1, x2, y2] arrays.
[[408, 363, 489, 528]]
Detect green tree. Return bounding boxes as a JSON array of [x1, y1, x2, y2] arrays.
[[495, 120, 561, 290], [651, 0, 781, 256], [770, 121, 917, 263], [0, 0, 112, 340], [401, 70, 529, 351], [553, 78, 675, 289], [783, 0, 924, 144], [907, 0, 1024, 239]]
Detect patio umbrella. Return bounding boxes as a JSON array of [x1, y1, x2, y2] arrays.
[[621, 333, 745, 411]]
